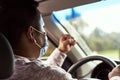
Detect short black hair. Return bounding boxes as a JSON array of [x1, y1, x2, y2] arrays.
[[0, 0, 40, 48]]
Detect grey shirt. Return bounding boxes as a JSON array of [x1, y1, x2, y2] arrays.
[[7, 48, 77, 80]]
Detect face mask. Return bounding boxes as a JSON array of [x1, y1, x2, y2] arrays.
[[39, 36, 48, 56], [32, 30, 48, 57]]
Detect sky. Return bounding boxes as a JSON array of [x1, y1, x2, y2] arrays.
[[80, 0, 120, 33], [53, 0, 120, 33]]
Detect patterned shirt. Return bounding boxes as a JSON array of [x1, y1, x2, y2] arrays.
[[7, 48, 77, 80], [110, 76, 120, 80]]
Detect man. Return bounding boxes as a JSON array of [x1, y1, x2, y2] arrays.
[[108, 65, 120, 80], [0, 0, 77, 80], [1, 0, 119, 80]]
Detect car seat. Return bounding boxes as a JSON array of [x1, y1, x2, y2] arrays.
[[0, 33, 14, 79]]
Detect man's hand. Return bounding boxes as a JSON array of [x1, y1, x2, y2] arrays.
[[108, 65, 120, 79], [58, 34, 76, 53]]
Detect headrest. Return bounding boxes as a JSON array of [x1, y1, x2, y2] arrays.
[[0, 33, 14, 79]]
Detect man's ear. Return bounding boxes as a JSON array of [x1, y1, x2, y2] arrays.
[[26, 26, 34, 41]]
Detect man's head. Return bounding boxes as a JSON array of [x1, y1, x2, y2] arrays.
[[0, 0, 47, 58]]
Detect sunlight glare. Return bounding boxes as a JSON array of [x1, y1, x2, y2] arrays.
[[82, 4, 120, 33]]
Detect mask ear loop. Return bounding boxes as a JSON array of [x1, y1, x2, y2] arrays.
[[34, 39, 42, 49], [30, 32, 42, 49]]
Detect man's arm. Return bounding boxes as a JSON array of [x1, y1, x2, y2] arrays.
[[46, 48, 67, 66], [108, 65, 120, 80], [46, 34, 76, 66]]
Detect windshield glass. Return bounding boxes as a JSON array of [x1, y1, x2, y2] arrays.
[[52, 0, 120, 60]]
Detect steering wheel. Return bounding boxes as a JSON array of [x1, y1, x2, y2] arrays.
[[67, 55, 117, 80]]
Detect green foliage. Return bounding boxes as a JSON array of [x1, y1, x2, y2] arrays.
[[98, 50, 120, 60], [83, 28, 120, 51]]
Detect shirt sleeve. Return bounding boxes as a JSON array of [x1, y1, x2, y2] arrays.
[[110, 76, 120, 80], [45, 48, 67, 67]]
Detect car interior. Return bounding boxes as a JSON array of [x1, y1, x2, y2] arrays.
[[0, 33, 14, 79], [0, 0, 120, 80]]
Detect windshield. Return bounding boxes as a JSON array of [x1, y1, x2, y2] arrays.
[[52, 0, 120, 60]]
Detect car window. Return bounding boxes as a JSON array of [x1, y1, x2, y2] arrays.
[[52, 0, 120, 60]]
